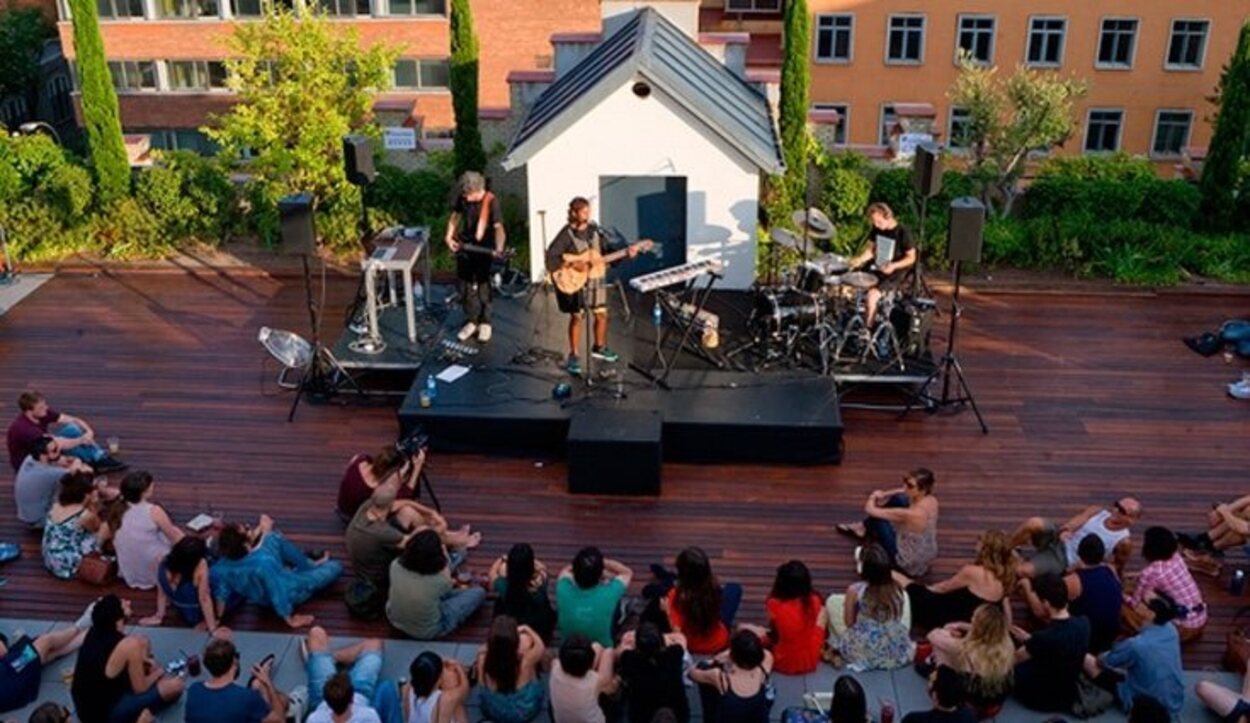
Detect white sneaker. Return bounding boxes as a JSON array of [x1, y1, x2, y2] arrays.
[[76, 598, 100, 629], [477, 323, 492, 343], [1229, 380, 1250, 400], [457, 322, 477, 342]]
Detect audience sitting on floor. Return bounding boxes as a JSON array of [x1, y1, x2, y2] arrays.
[[71, 595, 185, 723], [690, 628, 775, 723], [659, 547, 742, 656], [489, 542, 556, 643], [7, 391, 123, 474], [837, 468, 939, 577], [550, 633, 618, 723], [1126, 695, 1172, 723], [42, 471, 109, 580], [345, 483, 417, 615], [901, 529, 1014, 632], [0, 613, 88, 714], [1180, 494, 1250, 575], [902, 665, 977, 723], [303, 627, 399, 722], [26, 701, 75, 723], [213, 515, 342, 629], [1020, 533, 1122, 654], [1085, 592, 1185, 718], [555, 546, 633, 648], [337, 445, 422, 522], [14, 437, 92, 527], [1011, 497, 1141, 578], [1123, 525, 1207, 642], [109, 471, 185, 590], [140, 536, 226, 632], [1010, 573, 1090, 714], [1197, 666, 1250, 723], [475, 615, 547, 723], [740, 559, 825, 675], [826, 543, 913, 671], [926, 603, 1014, 718], [185, 637, 287, 723], [402, 651, 470, 723], [387, 529, 485, 640], [616, 625, 690, 723], [828, 675, 869, 723]]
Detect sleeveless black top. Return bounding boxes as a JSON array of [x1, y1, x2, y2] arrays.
[[71, 627, 128, 723]]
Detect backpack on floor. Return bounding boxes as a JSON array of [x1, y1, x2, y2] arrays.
[[344, 577, 384, 620]]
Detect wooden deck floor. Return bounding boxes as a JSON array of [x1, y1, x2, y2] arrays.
[[1, 270, 1248, 668]]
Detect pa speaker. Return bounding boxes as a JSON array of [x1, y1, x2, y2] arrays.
[[343, 135, 376, 186], [913, 143, 942, 198], [947, 196, 985, 263], [278, 193, 316, 256]]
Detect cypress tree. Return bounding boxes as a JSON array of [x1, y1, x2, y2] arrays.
[[450, 0, 485, 177], [1200, 20, 1250, 231], [67, 0, 130, 204], [777, 0, 810, 212]]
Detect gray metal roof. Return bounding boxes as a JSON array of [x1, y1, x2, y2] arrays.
[[502, 8, 784, 174]]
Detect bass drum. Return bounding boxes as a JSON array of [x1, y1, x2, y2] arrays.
[[753, 289, 823, 334]]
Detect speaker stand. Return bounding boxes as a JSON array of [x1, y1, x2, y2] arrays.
[[288, 254, 365, 422]]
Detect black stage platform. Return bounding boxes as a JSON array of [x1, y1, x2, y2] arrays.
[[331, 284, 932, 465]]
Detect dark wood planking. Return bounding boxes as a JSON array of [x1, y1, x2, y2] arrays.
[[0, 272, 1248, 666]]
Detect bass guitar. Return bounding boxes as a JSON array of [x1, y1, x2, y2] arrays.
[[454, 241, 516, 260], [552, 239, 656, 295]]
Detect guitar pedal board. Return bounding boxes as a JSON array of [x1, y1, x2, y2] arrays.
[[440, 339, 480, 356]]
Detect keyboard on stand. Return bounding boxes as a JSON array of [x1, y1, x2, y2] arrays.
[[629, 259, 726, 293]]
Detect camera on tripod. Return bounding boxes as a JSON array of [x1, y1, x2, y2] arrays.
[[396, 426, 430, 458]]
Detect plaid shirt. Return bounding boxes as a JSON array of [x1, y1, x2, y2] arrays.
[[1129, 554, 1207, 628]]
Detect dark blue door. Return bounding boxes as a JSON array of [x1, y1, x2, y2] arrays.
[[598, 175, 687, 284]]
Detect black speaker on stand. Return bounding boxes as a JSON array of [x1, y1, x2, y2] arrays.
[[901, 196, 988, 433], [343, 135, 376, 244], [911, 143, 942, 296]]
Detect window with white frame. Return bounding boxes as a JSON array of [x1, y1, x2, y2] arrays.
[[1026, 16, 1066, 66], [1152, 110, 1192, 156], [813, 103, 849, 144], [1084, 109, 1124, 152], [1167, 20, 1209, 69], [726, 0, 780, 12], [316, 0, 371, 15], [108, 61, 158, 91], [167, 61, 228, 91], [96, 0, 145, 19], [815, 14, 853, 62], [879, 104, 897, 145], [1097, 18, 1138, 68], [948, 106, 972, 149], [392, 59, 450, 90], [155, 0, 217, 18], [956, 15, 995, 64], [887, 15, 925, 64], [381, 0, 443, 15]]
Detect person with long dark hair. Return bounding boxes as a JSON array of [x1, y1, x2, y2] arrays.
[[475, 615, 546, 723], [401, 651, 470, 723], [617, 623, 690, 723], [110, 471, 184, 589], [825, 544, 912, 671], [663, 547, 742, 655], [42, 471, 109, 579], [388, 529, 485, 639], [140, 536, 227, 632], [742, 560, 826, 675], [690, 629, 774, 723], [489, 543, 555, 642]]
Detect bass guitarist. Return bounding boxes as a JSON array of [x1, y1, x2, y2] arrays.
[[445, 171, 506, 343], [545, 196, 648, 376]]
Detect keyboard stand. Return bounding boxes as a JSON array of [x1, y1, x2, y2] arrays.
[[629, 271, 722, 390]]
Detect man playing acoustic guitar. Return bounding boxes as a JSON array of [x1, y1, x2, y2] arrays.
[[445, 171, 506, 343], [545, 197, 650, 376]]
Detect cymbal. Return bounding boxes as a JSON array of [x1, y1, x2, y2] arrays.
[[790, 207, 834, 239], [768, 227, 803, 250]]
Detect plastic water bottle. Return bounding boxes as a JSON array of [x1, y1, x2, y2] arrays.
[[425, 374, 437, 402], [412, 281, 424, 309], [652, 298, 663, 327], [1233, 569, 1247, 595]]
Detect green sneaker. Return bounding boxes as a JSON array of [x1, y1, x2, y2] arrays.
[[591, 346, 619, 363], [566, 354, 582, 376]]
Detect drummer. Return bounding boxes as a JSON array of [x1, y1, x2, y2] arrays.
[[849, 202, 916, 329]]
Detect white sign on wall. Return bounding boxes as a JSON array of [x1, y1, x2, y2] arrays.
[[383, 127, 417, 151], [896, 132, 934, 158]]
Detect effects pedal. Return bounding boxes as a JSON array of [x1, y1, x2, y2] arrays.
[[440, 339, 479, 356]]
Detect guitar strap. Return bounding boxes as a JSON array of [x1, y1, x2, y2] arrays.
[[473, 191, 496, 244]]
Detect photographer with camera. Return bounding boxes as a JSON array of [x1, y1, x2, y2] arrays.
[[336, 442, 425, 523]]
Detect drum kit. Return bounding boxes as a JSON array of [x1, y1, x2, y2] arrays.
[[739, 208, 935, 375]]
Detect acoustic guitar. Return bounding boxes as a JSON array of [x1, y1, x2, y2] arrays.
[[552, 239, 656, 295]]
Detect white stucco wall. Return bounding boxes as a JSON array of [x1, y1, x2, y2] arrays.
[[522, 79, 762, 290]]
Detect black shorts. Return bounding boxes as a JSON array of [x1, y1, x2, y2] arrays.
[[0, 636, 43, 713], [556, 289, 606, 314]]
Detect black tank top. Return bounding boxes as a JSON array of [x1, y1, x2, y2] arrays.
[[72, 627, 128, 723]]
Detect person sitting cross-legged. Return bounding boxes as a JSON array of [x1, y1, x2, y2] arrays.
[[1019, 533, 1122, 654], [740, 560, 826, 675], [1009, 574, 1090, 714], [661, 547, 743, 656], [212, 515, 342, 629], [1083, 593, 1185, 719], [1011, 498, 1141, 579], [185, 637, 287, 723], [15, 436, 92, 527], [550, 633, 618, 723], [387, 529, 485, 640], [7, 390, 124, 474], [401, 651, 470, 723], [1123, 526, 1206, 643], [109, 471, 185, 590], [0, 612, 89, 715], [489, 542, 556, 643], [825, 543, 913, 672], [555, 546, 633, 648], [42, 471, 111, 580]]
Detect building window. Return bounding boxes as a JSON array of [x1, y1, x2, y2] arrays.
[[813, 103, 849, 145], [108, 61, 158, 92], [815, 14, 853, 63], [1084, 109, 1124, 152], [0, 97, 28, 129], [1167, 19, 1209, 69], [948, 106, 971, 149], [156, 0, 217, 18], [145, 128, 220, 155], [1152, 110, 1193, 156], [167, 60, 228, 91], [382, 0, 443, 16], [879, 104, 897, 145], [96, 0, 145, 19], [49, 75, 74, 123], [726, 0, 780, 12], [316, 0, 370, 15], [1026, 16, 1066, 67], [956, 15, 995, 64], [392, 59, 450, 90], [1097, 18, 1138, 68], [886, 15, 925, 64]]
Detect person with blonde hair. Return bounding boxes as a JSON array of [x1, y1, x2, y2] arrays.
[[928, 603, 1014, 716], [848, 202, 916, 329], [899, 529, 1014, 632]]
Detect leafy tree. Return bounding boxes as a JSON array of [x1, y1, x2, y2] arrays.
[[66, 0, 130, 203], [1200, 20, 1250, 231], [0, 8, 52, 111], [204, 8, 398, 247], [773, 0, 810, 216], [948, 53, 1087, 216], [449, 0, 485, 177]]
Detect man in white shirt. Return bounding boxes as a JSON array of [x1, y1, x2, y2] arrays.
[[306, 672, 381, 723]]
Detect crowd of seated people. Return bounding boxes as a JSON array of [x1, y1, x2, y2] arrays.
[[6, 398, 1250, 723]]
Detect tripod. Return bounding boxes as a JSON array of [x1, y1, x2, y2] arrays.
[[901, 259, 988, 433], [288, 254, 364, 422]]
